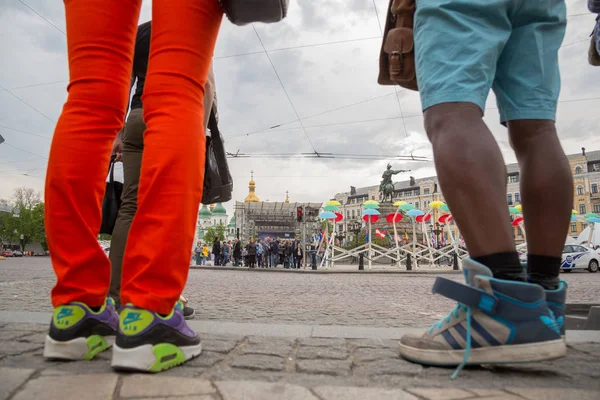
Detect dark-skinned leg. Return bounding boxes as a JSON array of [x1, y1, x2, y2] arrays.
[[508, 120, 573, 289], [424, 102, 523, 281]]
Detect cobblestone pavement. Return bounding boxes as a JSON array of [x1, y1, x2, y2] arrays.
[[0, 323, 599, 400], [2, 258, 599, 328]]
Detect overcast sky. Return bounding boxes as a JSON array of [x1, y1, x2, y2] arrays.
[[0, 0, 598, 216]]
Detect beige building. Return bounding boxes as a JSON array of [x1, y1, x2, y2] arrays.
[[333, 148, 600, 243]]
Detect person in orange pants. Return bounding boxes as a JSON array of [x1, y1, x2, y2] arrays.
[[42, 0, 222, 372]]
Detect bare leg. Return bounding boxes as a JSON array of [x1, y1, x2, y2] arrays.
[[508, 120, 572, 287], [424, 102, 522, 279]]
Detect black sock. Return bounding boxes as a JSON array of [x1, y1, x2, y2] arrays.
[[473, 252, 525, 282], [527, 254, 561, 290]]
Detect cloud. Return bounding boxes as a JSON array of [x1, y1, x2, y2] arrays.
[[0, 0, 598, 220]]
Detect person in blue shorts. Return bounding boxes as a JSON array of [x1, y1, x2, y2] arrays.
[[399, 0, 572, 372]]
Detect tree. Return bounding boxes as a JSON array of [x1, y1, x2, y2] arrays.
[[202, 224, 226, 245], [6, 188, 44, 251]]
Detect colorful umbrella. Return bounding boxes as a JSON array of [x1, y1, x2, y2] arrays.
[[322, 204, 339, 211], [587, 217, 600, 224], [584, 213, 600, 219], [440, 204, 450, 212], [429, 201, 445, 208], [416, 214, 432, 223], [572, 209, 579, 214], [386, 213, 403, 223], [363, 214, 380, 223], [399, 203, 415, 211], [363, 200, 380, 206], [570, 214, 578, 222], [509, 207, 520, 215], [393, 201, 407, 207], [439, 213, 453, 224], [325, 200, 341, 207], [363, 203, 380, 210], [512, 216, 524, 227], [334, 212, 343, 222], [363, 209, 381, 216], [515, 204, 522, 212], [319, 211, 336, 220], [406, 209, 425, 217]]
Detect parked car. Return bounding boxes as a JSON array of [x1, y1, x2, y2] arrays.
[[561, 244, 599, 273], [12, 251, 23, 257], [1, 250, 14, 257]]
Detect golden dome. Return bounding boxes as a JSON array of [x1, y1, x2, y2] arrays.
[[209, 204, 215, 211], [284, 191, 290, 204], [244, 171, 260, 203]]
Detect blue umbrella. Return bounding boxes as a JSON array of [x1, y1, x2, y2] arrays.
[[587, 217, 600, 224], [571, 214, 578, 222], [406, 209, 425, 217], [362, 209, 381, 216], [319, 211, 336, 220]]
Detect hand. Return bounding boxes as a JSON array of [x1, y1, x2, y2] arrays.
[[111, 131, 123, 162]]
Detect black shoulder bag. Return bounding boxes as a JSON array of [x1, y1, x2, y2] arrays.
[[99, 156, 123, 235], [202, 109, 233, 204]]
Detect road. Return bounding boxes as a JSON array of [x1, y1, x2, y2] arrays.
[[1, 257, 599, 328]]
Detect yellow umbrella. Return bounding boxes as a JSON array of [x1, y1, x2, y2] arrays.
[[363, 200, 380, 206], [393, 201, 407, 207], [429, 200, 445, 208], [572, 209, 578, 214], [515, 204, 522, 212], [325, 200, 341, 207]]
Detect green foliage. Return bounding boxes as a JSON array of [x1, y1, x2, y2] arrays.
[[98, 233, 112, 241], [0, 188, 45, 251], [202, 223, 226, 245]]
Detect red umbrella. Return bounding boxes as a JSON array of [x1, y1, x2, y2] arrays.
[[439, 213, 453, 224], [363, 214, 379, 223], [512, 216, 524, 227], [386, 213, 403, 223], [416, 214, 432, 223], [335, 212, 343, 222]]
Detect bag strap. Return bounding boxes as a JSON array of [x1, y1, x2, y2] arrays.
[[107, 155, 116, 184]]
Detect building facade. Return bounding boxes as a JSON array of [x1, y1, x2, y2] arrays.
[[333, 148, 600, 243]]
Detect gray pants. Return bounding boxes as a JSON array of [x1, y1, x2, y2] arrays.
[[109, 108, 145, 304]]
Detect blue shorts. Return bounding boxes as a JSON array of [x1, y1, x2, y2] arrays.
[[414, 0, 566, 123]]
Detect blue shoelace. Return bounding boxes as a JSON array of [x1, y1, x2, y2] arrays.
[[429, 303, 472, 380]]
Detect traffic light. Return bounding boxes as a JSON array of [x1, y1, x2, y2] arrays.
[[296, 206, 303, 222]]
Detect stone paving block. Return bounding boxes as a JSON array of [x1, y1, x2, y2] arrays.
[[3, 323, 47, 332], [136, 397, 216, 400], [0, 367, 34, 400], [299, 338, 346, 347], [466, 389, 510, 397], [406, 388, 473, 400], [314, 386, 418, 400], [202, 339, 239, 353], [120, 375, 215, 398], [186, 351, 226, 368], [297, 346, 348, 360], [569, 343, 600, 358], [296, 359, 352, 376], [353, 347, 398, 362], [215, 380, 320, 400], [507, 388, 600, 400], [241, 343, 293, 357], [17, 332, 47, 343], [247, 336, 295, 346], [0, 330, 32, 341], [357, 358, 423, 376], [231, 354, 285, 371], [0, 341, 42, 356], [348, 338, 399, 349], [12, 374, 117, 400]]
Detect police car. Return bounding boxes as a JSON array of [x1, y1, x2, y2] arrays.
[[561, 244, 599, 273]]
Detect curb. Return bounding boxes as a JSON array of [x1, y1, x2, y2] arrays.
[[189, 265, 462, 275]]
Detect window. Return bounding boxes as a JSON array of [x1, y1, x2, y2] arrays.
[[371, 195, 375, 200], [577, 185, 584, 195], [570, 224, 577, 233], [346, 210, 350, 218], [595, 204, 600, 213], [594, 164, 600, 172], [424, 188, 430, 194], [507, 194, 512, 204], [415, 202, 419, 209], [514, 193, 520, 203], [579, 204, 586, 214], [509, 175, 518, 183], [575, 166, 582, 175], [582, 223, 588, 230], [352, 209, 356, 218], [592, 184, 598, 194]]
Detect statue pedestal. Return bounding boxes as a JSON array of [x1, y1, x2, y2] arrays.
[[374, 203, 424, 244]]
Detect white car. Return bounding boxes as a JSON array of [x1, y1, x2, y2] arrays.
[[561, 244, 599, 273]]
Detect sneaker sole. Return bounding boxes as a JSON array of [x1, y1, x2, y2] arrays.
[[399, 339, 567, 366], [184, 311, 195, 320], [111, 342, 202, 372], [43, 335, 115, 361]]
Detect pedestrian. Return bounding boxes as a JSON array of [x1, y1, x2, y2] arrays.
[[212, 237, 222, 266], [395, 0, 569, 373], [283, 239, 292, 269], [233, 239, 242, 266], [271, 237, 279, 267], [43, 0, 223, 373], [222, 240, 231, 266], [246, 238, 257, 268], [295, 240, 303, 268], [256, 239, 264, 267], [194, 241, 203, 266], [202, 243, 210, 265]]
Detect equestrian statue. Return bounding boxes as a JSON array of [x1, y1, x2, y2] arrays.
[[379, 164, 410, 202]]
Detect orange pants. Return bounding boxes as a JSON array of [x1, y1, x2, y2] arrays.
[[45, 0, 222, 314]]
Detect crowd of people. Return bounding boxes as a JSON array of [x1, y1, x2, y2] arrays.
[[194, 236, 305, 269]]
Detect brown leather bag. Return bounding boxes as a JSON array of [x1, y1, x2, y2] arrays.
[[377, 0, 418, 91]]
